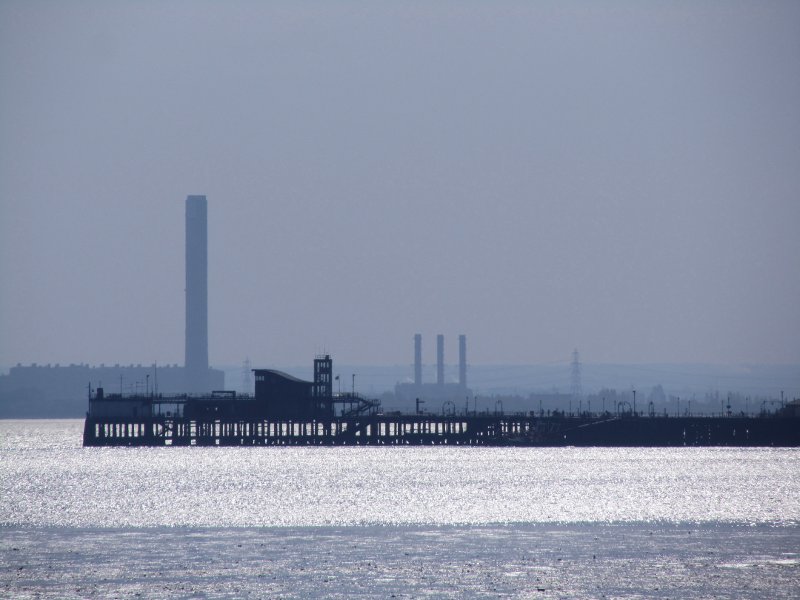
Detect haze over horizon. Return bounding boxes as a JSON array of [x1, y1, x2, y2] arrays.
[[1, 2, 799, 370]]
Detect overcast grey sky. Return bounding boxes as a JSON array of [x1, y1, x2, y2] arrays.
[[1, 1, 798, 368]]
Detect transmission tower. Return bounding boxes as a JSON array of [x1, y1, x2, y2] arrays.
[[570, 348, 583, 401], [241, 357, 252, 395]]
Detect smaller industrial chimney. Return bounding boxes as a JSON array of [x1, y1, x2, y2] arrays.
[[414, 334, 422, 386], [459, 334, 467, 388], [436, 334, 444, 386]]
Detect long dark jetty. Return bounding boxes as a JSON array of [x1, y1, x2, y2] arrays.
[[82, 355, 799, 447], [83, 411, 799, 447]]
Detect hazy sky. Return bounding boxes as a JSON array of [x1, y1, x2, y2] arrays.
[[1, 1, 799, 369]]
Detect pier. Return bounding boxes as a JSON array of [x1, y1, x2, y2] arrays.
[[83, 411, 799, 447], [83, 354, 800, 448]]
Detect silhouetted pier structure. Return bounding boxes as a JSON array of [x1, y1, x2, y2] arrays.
[[83, 407, 800, 446], [83, 411, 800, 447], [83, 354, 800, 448]]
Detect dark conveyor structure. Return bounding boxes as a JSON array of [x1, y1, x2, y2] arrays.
[[83, 355, 800, 447]]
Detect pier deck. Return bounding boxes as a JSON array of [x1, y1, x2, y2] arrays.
[[83, 413, 800, 447]]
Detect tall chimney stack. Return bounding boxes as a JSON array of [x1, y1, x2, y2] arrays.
[[436, 334, 444, 386], [414, 334, 422, 386], [185, 195, 208, 393], [459, 334, 467, 388]]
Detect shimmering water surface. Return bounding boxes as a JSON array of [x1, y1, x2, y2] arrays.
[[2, 420, 799, 598], [2, 420, 798, 527]]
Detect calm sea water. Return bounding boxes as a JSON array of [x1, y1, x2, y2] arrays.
[[2, 419, 799, 598]]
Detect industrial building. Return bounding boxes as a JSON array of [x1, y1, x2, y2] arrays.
[[394, 334, 472, 405], [0, 195, 224, 418]]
